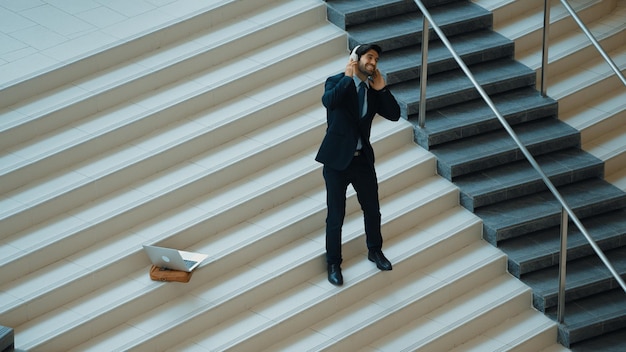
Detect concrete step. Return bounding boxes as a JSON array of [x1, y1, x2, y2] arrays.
[[431, 117, 581, 180], [4, 123, 432, 346], [0, 20, 343, 195], [472, 0, 544, 27], [481, 0, 611, 55], [570, 326, 626, 351], [0, 47, 345, 238], [449, 309, 564, 352], [359, 274, 533, 351], [501, 209, 626, 277], [547, 288, 626, 347], [342, 1, 493, 51], [414, 86, 557, 149], [562, 89, 626, 145], [0, 0, 282, 105], [325, 0, 461, 29], [381, 29, 515, 86], [455, 148, 604, 211], [393, 58, 536, 116], [0, 100, 326, 282], [0, 117, 417, 324], [56, 171, 460, 351], [0, 0, 325, 150], [0, 326, 13, 352], [605, 162, 626, 193], [587, 119, 626, 177], [549, 46, 625, 105], [170, 210, 484, 352], [477, 178, 626, 244], [524, 247, 626, 312]]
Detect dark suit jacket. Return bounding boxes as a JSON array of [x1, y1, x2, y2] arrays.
[[315, 72, 401, 170]]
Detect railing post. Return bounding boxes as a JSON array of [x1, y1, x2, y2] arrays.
[[557, 207, 569, 323], [541, 0, 551, 96], [419, 15, 429, 128]]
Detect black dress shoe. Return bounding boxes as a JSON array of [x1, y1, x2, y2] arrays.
[[327, 264, 343, 286], [368, 250, 392, 271]]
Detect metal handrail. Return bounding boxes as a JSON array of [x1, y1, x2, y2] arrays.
[[413, 0, 626, 324], [541, 0, 626, 96], [541, 0, 626, 322]]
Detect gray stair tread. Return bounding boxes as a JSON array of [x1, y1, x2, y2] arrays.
[[522, 247, 626, 311], [393, 58, 536, 116], [456, 148, 604, 210], [414, 87, 556, 148], [431, 117, 581, 179], [346, 1, 492, 50], [325, 0, 417, 29], [0, 326, 13, 352], [476, 178, 626, 243], [501, 209, 626, 277], [325, 0, 460, 29], [546, 289, 626, 346], [381, 29, 514, 85], [571, 326, 626, 352]]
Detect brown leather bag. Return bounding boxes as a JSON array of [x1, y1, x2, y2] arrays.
[[149, 265, 192, 283]]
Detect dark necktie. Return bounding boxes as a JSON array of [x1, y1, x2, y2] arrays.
[[358, 81, 366, 117]]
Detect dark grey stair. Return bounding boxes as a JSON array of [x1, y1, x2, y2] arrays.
[[501, 209, 626, 277], [523, 246, 626, 312], [381, 29, 515, 85], [393, 58, 536, 116], [344, 1, 492, 51], [571, 326, 626, 352], [431, 117, 581, 180], [413, 87, 557, 149], [546, 289, 626, 347], [0, 326, 13, 352], [325, 0, 460, 29], [476, 178, 626, 244], [455, 148, 604, 211]]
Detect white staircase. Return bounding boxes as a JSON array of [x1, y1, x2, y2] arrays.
[[474, 0, 626, 191], [1, 0, 566, 350]]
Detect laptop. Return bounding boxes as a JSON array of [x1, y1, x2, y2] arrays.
[[143, 244, 209, 272]]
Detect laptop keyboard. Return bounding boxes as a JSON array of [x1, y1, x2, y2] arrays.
[[184, 260, 197, 269]]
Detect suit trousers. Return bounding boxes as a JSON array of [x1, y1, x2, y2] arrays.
[[323, 153, 383, 265]]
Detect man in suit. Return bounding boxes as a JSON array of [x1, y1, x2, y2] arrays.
[[315, 44, 401, 286]]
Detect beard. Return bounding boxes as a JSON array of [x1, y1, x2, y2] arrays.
[[359, 62, 375, 76]]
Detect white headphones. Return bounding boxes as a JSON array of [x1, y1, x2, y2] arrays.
[[350, 45, 361, 61]]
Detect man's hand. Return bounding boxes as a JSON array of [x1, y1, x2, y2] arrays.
[[369, 68, 385, 90], [345, 59, 357, 77]]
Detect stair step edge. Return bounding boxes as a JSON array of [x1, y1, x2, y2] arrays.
[[1, 143, 435, 326], [17, 182, 463, 351], [365, 274, 531, 351], [504, 209, 626, 277], [433, 118, 581, 179], [478, 178, 626, 243], [0, 0, 299, 106], [457, 148, 604, 210], [0, 33, 346, 191], [414, 87, 558, 149], [394, 58, 536, 116], [346, 2, 493, 51], [179, 217, 486, 352]]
